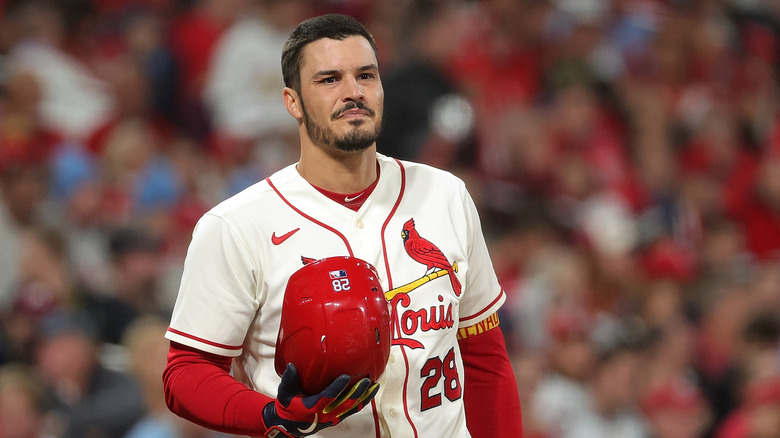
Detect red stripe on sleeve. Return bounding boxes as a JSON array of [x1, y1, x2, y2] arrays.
[[166, 327, 243, 350]]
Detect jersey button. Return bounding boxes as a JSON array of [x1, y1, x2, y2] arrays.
[[388, 354, 395, 363], [389, 408, 398, 417], [356, 221, 364, 229]]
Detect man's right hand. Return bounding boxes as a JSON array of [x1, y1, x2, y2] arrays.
[[263, 363, 379, 437]]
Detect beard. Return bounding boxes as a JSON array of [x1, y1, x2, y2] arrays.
[[301, 100, 382, 152]]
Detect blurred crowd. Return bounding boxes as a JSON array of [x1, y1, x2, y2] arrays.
[[0, 0, 779, 437]]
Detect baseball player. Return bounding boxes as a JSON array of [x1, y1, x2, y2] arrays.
[[163, 13, 522, 438]]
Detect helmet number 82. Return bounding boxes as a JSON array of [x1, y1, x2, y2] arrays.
[[332, 279, 351, 292]]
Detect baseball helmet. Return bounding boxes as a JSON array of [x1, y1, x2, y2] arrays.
[[275, 256, 392, 395]]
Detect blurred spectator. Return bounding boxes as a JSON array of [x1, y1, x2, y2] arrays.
[[482, 107, 557, 202], [694, 283, 755, 429], [691, 219, 752, 302], [122, 315, 227, 438], [737, 310, 780, 384], [203, 0, 309, 178], [638, 286, 713, 437], [15, 226, 74, 310], [0, 203, 19, 312], [511, 351, 545, 438], [0, 171, 20, 310], [35, 310, 145, 438], [97, 119, 183, 225], [679, 106, 759, 220], [4, 0, 115, 142], [729, 152, 780, 261], [446, 0, 546, 178], [547, 83, 635, 208], [0, 144, 52, 311], [167, 0, 248, 139], [0, 363, 51, 438], [0, 65, 60, 163], [120, 5, 180, 131], [511, 246, 592, 352], [81, 226, 167, 345], [48, 143, 113, 293], [0, 150, 50, 227], [697, 291, 780, 434], [639, 285, 697, 380], [528, 308, 595, 438], [640, 377, 710, 438], [0, 226, 76, 365], [378, 0, 474, 167], [715, 376, 780, 438], [488, 203, 566, 350], [561, 319, 651, 438]]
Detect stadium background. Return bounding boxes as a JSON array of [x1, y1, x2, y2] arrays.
[[0, 0, 779, 437]]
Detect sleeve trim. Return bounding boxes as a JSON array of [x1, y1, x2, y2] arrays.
[[166, 327, 243, 354], [459, 289, 505, 326]]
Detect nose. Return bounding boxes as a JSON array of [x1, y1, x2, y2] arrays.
[[342, 76, 365, 101]]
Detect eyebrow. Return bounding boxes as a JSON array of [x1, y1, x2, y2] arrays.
[[312, 64, 379, 79]]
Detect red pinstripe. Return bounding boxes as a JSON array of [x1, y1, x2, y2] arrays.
[[166, 327, 243, 351], [266, 177, 354, 256]]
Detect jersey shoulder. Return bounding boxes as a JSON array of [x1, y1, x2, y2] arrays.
[[379, 154, 467, 193]]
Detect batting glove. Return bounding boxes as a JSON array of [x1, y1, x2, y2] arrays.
[[262, 363, 379, 437]]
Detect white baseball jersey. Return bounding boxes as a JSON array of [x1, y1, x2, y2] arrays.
[[166, 153, 506, 437]]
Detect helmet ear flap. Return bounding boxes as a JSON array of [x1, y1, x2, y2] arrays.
[[275, 256, 392, 395]]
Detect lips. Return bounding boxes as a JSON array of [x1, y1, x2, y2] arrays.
[[339, 109, 369, 118], [333, 102, 375, 120]]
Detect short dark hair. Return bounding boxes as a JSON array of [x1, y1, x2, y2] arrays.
[[281, 14, 378, 93]]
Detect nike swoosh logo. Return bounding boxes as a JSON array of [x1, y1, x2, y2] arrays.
[[298, 413, 318, 434], [271, 228, 300, 245], [344, 193, 364, 202]]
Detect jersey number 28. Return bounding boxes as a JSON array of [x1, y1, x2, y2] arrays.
[[420, 347, 462, 411]]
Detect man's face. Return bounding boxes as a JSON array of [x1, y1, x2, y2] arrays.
[[295, 36, 383, 153]]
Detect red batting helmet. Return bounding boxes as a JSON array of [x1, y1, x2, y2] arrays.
[[275, 256, 392, 395]]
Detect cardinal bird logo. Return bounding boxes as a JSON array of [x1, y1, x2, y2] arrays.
[[401, 218, 462, 296]]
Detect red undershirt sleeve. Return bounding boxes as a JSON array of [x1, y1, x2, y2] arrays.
[[162, 342, 274, 435], [459, 324, 524, 438]]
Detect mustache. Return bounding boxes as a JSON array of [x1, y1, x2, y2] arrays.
[[332, 101, 375, 120]]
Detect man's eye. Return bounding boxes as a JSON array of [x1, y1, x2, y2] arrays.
[[321, 77, 337, 84], [359, 73, 375, 80]]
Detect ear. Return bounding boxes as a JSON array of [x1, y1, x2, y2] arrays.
[[283, 87, 304, 120]]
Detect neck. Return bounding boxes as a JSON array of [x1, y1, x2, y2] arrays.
[[297, 141, 378, 193]]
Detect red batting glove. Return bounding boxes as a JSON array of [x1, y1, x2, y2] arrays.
[[262, 363, 379, 437]]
